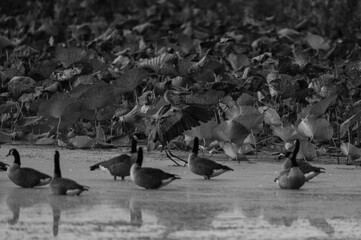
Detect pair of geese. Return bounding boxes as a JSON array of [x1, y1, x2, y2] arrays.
[[3, 137, 325, 194]]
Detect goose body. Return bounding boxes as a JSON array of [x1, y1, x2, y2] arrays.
[[90, 138, 137, 180], [0, 161, 8, 171], [130, 147, 180, 189], [50, 151, 89, 196], [282, 158, 325, 181], [275, 139, 306, 189], [188, 137, 233, 180], [6, 148, 52, 188]]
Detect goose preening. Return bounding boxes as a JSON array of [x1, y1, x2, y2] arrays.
[[282, 155, 325, 181], [188, 137, 234, 180], [50, 151, 89, 196], [147, 90, 214, 166], [6, 148, 52, 188], [0, 161, 9, 171], [89, 137, 138, 180], [275, 139, 306, 189], [130, 147, 181, 189]]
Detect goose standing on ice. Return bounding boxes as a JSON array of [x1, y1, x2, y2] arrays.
[[275, 139, 306, 189], [50, 151, 89, 196], [188, 137, 233, 180], [89, 137, 138, 180], [6, 148, 52, 188], [130, 147, 180, 189]]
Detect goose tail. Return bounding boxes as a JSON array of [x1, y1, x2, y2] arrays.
[[173, 174, 181, 180], [89, 164, 100, 171], [223, 165, 234, 171]]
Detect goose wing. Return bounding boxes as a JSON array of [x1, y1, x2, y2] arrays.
[[51, 178, 89, 195], [134, 167, 179, 189], [193, 157, 233, 176], [90, 154, 130, 170], [14, 167, 51, 187], [298, 161, 325, 173], [154, 104, 214, 146]]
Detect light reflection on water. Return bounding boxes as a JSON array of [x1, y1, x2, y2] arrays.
[[1, 187, 361, 240]]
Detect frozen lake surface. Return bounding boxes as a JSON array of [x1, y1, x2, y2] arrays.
[[1, 144, 361, 240]]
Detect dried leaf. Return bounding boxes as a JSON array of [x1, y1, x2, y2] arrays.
[[185, 90, 224, 105], [80, 83, 115, 110], [212, 119, 250, 146], [259, 106, 282, 126], [138, 52, 178, 75], [309, 94, 337, 117], [35, 137, 55, 145], [55, 46, 88, 68], [297, 117, 333, 141], [340, 112, 361, 138], [271, 124, 300, 142], [305, 34, 330, 51], [95, 123, 106, 143], [38, 92, 76, 119], [112, 68, 149, 92], [69, 135, 94, 149], [184, 119, 218, 146], [8, 76, 36, 99], [233, 112, 264, 132], [340, 142, 361, 160], [226, 53, 250, 71], [0, 131, 13, 143]]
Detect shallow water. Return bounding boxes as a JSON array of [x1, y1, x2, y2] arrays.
[[1, 145, 361, 240]]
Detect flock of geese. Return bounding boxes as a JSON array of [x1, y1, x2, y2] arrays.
[[0, 134, 326, 195]]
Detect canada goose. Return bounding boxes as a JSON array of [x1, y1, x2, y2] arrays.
[[275, 139, 306, 189], [130, 147, 181, 189], [147, 90, 214, 166], [0, 161, 9, 171], [50, 151, 89, 196], [89, 137, 138, 180], [6, 148, 52, 188], [188, 137, 234, 180], [282, 156, 325, 181]]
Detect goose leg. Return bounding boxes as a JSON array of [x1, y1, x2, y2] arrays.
[[165, 149, 181, 166], [166, 148, 188, 167]]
